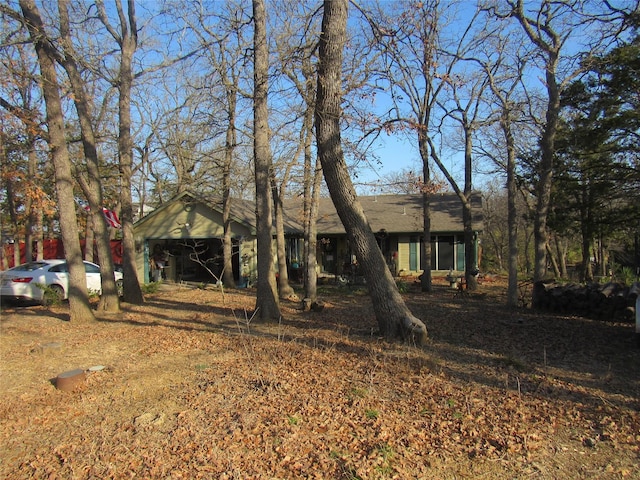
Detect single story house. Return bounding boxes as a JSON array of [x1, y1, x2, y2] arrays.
[[132, 191, 483, 284]]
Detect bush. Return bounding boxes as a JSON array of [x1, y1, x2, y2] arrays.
[[142, 282, 161, 294]]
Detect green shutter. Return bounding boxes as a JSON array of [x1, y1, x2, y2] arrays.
[[456, 239, 465, 271]]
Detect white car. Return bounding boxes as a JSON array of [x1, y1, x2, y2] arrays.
[[0, 259, 123, 304]]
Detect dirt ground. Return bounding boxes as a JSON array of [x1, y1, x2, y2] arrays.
[[0, 277, 639, 479]]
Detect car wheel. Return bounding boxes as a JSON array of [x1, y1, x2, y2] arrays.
[[46, 284, 65, 305], [116, 279, 124, 297]]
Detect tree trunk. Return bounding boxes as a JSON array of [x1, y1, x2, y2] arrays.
[[271, 176, 296, 300], [555, 235, 568, 278], [496, 103, 520, 307], [418, 137, 432, 293], [461, 124, 477, 291], [305, 156, 322, 302], [34, 206, 43, 261], [0, 126, 16, 269], [20, 0, 95, 322], [222, 88, 236, 288], [546, 242, 561, 278], [253, 0, 281, 321], [59, 0, 120, 312], [580, 220, 593, 282], [300, 55, 320, 303], [24, 136, 38, 262], [84, 221, 94, 262], [97, 0, 144, 304], [512, 3, 561, 284], [316, 0, 427, 344], [463, 201, 478, 291]]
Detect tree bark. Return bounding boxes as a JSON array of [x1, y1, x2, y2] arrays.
[[222, 112, 236, 288], [511, 0, 560, 284], [418, 136, 432, 293], [316, 0, 427, 344], [20, 0, 95, 322], [58, 0, 120, 312], [271, 176, 296, 299], [97, 0, 144, 304], [253, 0, 281, 321], [462, 118, 478, 291], [304, 155, 322, 303], [504, 110, 519, 307]]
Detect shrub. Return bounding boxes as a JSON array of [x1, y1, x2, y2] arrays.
[[142, 282, 161, 294]]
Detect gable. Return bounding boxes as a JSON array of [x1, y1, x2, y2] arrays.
[[134, 192, 256, 239]]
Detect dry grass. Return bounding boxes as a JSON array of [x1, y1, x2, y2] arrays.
[[0, 277, 638, 479]]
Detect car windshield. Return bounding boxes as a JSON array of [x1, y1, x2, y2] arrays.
[[8, 262, 49, 272]]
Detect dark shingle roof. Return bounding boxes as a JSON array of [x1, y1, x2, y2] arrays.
[[302, 192, 483, 235]]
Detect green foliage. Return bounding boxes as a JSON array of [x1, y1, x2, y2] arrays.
[[365, 409, 379, 420], [498, 355, 527, 372], [374, 443, 395, 475], [552, 31, 640, 271], [349, 387, 368, 399], [395, 280, 408, 293], [36, 283, 63, 306], [142, 282, 161, 294], [613, 265, 636, 286]]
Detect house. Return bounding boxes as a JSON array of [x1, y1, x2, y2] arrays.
[[132, 192, 259, 284], [132, 191, 483, 284], [310, 193, 483, 279]]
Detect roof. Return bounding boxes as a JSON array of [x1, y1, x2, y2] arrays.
[[297, 192, 483, 235], [136, 191, 482, 236]]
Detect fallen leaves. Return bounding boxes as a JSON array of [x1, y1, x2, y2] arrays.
[[0, 280, 639, 478]]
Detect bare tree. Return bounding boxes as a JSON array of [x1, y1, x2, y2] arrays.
[[253, 0, 280, 321], [270, 151, 298, 300], [162, 0, 256, 289], [18, 0, 95, 322], [96, 0, 144, 304], [368, 0, 456, 292], [271, 2, 322, 302], [507, 0, 562, 287], [316, 0, 427, 344], [430, 16, 492, 291], [0, 34, 51, 263], [57, 0, 120, 313], [472, 27, 531, 306]]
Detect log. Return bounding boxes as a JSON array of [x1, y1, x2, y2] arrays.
[[531, 280, 637, 322]]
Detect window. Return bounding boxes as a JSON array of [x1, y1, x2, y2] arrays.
[[11, 262, 49, 272], [48, 263, 69, 273], [84, 263, 101, 274], [437, 235, 454, 271]]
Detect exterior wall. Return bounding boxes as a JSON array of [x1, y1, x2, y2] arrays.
[[394, 233, 478, 276], [312, 232, 480, 278], [134, 202, 256, 284], [397, 235, 411, 275]]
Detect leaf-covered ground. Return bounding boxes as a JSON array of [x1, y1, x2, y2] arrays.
[[1, 277, 639, 479]]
